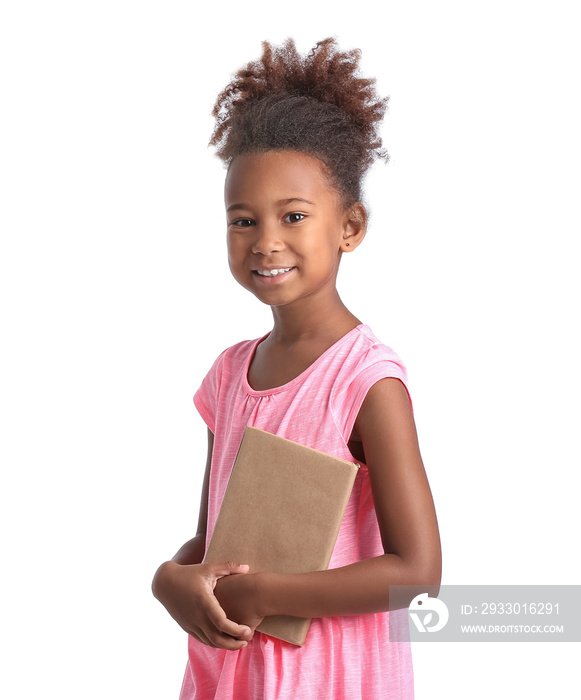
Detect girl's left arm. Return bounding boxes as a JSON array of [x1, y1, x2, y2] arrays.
[[215, 377, 441, 623]]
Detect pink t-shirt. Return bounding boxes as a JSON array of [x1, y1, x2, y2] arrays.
[[180, 324, 414, 700]]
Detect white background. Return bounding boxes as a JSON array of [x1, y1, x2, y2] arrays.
[[1, 1, 579, 697]]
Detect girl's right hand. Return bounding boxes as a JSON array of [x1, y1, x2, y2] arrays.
[[152, 560, 253, 650]]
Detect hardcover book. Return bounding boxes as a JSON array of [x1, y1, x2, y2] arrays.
[[203, 426, 359, 645]]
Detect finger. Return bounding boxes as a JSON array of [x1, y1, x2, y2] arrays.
[[212, 633, 249, 651], [195, 620, 251, 650], [239, 627, 254, 642], [205, 595, 252, 639], [238, 632, 254, 645], [207, 562, 250, 579], [190, 628, 248, 651], [181, 617, 250, 651]]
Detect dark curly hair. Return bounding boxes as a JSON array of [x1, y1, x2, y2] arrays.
[[209, 38, 389, 208]]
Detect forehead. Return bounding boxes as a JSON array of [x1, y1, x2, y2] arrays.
[[224, 150, 339, 206]]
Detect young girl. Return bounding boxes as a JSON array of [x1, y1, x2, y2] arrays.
[[153, 37, 441, 700]]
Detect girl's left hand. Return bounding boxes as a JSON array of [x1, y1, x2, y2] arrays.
[[213, 572, 265, 639]]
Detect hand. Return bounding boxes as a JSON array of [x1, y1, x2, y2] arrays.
[[152, 560, 254, 650], [214, 571, 265, 637]]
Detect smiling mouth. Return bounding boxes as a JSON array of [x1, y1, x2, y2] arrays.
[[254, 267, 294, 277]]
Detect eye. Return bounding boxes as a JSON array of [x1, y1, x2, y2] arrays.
[[231, 218, 254, 227], [283, 213, 305, 223]]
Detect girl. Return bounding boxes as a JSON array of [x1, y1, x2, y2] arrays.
[[153, 38, 441, 700]]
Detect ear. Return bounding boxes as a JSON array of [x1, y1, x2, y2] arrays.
[[340, 203, 367, 253]]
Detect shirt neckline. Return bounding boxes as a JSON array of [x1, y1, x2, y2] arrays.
[[243, 323, 369, 397]]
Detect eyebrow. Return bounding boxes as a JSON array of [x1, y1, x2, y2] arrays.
[[226, 197, 315, 213]]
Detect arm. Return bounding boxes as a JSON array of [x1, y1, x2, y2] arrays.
[[164, 427, 213, 566], [152, 428, 256, 649], [152, 428, 213, 584], [215, 378, 441, 620]]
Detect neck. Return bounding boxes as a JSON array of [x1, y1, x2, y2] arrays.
[[268, 289, 361, 345]]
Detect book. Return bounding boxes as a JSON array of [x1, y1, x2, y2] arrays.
[[203, 426, 359, 646]]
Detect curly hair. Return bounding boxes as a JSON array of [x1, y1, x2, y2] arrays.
[[209, 38, 389, 207]]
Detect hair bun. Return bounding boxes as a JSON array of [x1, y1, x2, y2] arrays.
[[210, 37, 389, 205]]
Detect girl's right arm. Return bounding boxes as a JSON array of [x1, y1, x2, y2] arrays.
[[152, 429, 254, 650]]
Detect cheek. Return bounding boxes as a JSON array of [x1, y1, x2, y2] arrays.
[[306, 231, 342, 259], [226, 239, 251, 283], [227, 255, 244, 279], [226, 236, 243, 262]]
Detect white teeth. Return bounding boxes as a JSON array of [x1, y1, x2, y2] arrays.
[[257, 267, 291, 277]]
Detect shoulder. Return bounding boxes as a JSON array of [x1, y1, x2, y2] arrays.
[[329, 325, 412, 440], [334, 325, 408, 390], [204, 334, 266, 376], [352, 325, 407, 370]]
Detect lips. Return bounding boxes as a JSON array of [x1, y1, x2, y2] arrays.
[[252, 266, 296, 283], [254, 267, 294, 277]]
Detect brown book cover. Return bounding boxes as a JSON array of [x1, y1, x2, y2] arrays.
[[203, 426, 359, 646]]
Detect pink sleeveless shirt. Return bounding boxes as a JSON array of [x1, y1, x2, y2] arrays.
[[180, 324, 414, 699]]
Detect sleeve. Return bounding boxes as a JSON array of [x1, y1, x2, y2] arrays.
[[193, 348, 228, 434], [332, 356, 412, 445]]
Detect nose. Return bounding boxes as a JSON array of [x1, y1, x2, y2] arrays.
[[251, 222, 284, 255]]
